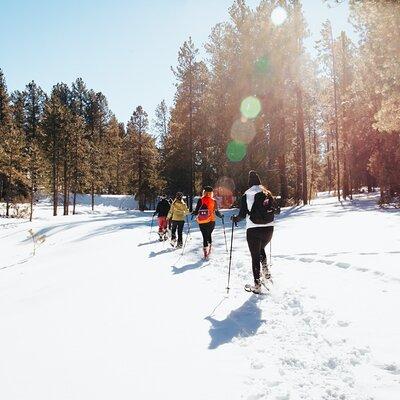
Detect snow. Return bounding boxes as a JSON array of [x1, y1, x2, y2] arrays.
[[1, 192, 399, 400]]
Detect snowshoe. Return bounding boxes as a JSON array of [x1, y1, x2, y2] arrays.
[[244, 282, 267, 295], [170, 238, 177, 248]]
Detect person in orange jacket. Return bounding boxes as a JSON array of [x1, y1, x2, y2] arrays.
[[192, 186, 224, 259]]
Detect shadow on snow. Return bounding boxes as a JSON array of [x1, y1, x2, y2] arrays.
[[205, 295, 265, 350], [171, 259, 208, 275]]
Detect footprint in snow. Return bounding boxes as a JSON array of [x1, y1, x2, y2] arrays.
[[299, 257, 314, 263], [325, 357, 338, 370], [335, 262, 351, 269], [251, 361, 264, 370], [380, 363, 400, 375]]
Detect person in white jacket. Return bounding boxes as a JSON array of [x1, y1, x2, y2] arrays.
[[232, 171, 277, 293]]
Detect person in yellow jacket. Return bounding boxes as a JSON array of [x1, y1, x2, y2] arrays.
[[167, 192, 190, 248]]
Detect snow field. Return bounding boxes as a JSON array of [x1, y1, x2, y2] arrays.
[[0, 192, 399, 399]]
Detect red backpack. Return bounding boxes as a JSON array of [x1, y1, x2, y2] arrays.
[[197, 197, 214, 224]]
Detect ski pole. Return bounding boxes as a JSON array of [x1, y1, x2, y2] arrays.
[[269, 240, 273, 266], [181, 215, 191, 255], [226, 219, 235, 294], [149, 215, 154, 240], [222, 216, 228, 253]]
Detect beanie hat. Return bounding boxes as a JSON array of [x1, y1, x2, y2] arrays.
[[203, 186, 213, 193], [248, 170, 261, 187]]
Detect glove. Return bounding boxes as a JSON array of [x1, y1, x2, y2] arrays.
[[153, 212, 157, 217], [230, 215, 239, 225], [220, 214, 225, 220]]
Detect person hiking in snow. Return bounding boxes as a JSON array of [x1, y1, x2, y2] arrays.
[[167, 192, 190, 248], [153, 195, 171, 241], [231, 171, 279, 294], [192, 186, 224, 260]]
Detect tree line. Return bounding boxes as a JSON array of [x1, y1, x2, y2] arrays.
[[0, 75, 162, 218], [1, 0, 399, 218]]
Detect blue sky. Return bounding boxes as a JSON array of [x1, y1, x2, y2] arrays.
[[0, 0, 354, 129]]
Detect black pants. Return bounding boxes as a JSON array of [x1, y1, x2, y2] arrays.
[[199, 221, 215, 248], [246, 227, 274, 283], [171, 220, 185, 244]]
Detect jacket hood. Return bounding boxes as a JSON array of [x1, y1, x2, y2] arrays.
[[245, 185, 263, 195]]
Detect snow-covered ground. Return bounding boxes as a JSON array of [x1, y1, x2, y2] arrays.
[[1, 192, 399, 400]]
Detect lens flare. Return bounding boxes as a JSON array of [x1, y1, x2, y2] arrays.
[[240, 96, 261, 120], [271, 6, 287, 26], [226, 140, 247, 162], [230, 118, 256, 144], [214, 176, 236, 208], [255, 56, 269, 74]]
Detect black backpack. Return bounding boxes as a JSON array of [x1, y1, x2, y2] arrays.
[[249, 191, 278, 225]]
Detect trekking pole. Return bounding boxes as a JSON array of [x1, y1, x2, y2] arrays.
[[149, 215, 154, 240], [226, 219, 235, 294], [269, 240, 273, 267], [181, 215, 191, 255], [222, 216, 228, 253]]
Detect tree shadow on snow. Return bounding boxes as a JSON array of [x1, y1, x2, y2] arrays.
[[205, 295, 265, 350], [171, 259, 207, 275]]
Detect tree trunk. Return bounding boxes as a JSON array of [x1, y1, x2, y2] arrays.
[[341, 32, 350, 200], [72, 137, 78, 215], [29, 183, 34, 222], [52, 134, 58, 216], [73, 192, 77, 215], [6, 153, 13, 217], [278, 153, 288, 207], [296, 87, 308, 205], [0, 178, 3, 203], [295, 121, 302, 205], [189, 63, 194, 212], [329, 22, 341, 201], [327, 130, 332, 193], [63, 157, 68, 216], [91, 183, 95, 211]]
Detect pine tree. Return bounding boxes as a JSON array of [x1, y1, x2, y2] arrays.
[[85, 90, 109, 210], [102, 115, 124, 194], [126, 106, 160, 210], [0, 70, 27, 216], [42, 83, 75, 216], [154, 100, 169, 143], [70, 78, 89, 214], [171, 37, 200, 210], [23, 81, 46, 221]]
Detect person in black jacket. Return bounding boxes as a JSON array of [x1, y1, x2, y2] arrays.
[[153, 195, 171, 241], [232, 171, 277, 293]]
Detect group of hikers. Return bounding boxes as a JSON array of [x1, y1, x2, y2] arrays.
[[152, 170, 279, 294]]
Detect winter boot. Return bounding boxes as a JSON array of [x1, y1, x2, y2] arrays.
[[245, 280, 262, 294], [176, 242, 183, 249], [162, 230, 168, 241], [203, 246, 209, 260], [208, 243, 212, 256]]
